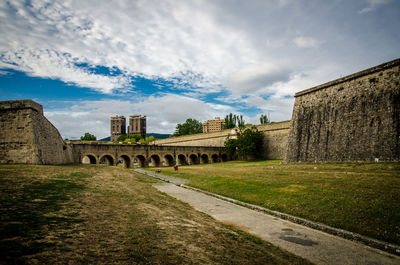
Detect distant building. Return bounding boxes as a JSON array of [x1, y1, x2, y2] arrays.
[[202, 117, 225, 133], [110, 116, 126, 142], [128, 115, 146, 139]]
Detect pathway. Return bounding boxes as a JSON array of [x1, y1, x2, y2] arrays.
[[135, 169, 400, 265]]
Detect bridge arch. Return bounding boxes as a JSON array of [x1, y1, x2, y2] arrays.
[[81, 153, 97, 164], [99, 154, 115, 165], [189, 154, 199, 165], [177, 154, 187, 165], [211, 154, 219, 163], [200, 154, 209, 164], [135, 155, 146, 167], [117, 154, 131, 168], [164, 154, 175, 166], [221, 153, 228, 162], [150, 154, 161, 167]]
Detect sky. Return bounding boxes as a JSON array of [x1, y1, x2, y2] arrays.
[[0, 0, 399, 139]]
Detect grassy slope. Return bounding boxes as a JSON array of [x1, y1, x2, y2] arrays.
[[148, 160, 400, 245], [0, 164, 311, 265]]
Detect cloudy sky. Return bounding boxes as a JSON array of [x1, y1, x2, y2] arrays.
[[1, 0, 399, 139]]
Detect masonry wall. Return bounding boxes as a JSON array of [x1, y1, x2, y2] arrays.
[[0, 100, 73, 164], [155, 121, 291, 160], [286, 58, 400, 162]]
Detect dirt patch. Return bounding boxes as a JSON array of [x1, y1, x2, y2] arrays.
[[0, 165, 312, 264]]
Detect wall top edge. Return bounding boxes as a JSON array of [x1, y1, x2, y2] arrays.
[[294, 58, 400, 98], [156, 120, 292, 143], [0, 99, 43, 114]]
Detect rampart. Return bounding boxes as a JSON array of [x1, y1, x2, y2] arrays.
[[286, 58, 400, 162], [154, 121, 291, 160], [0, 100, 73, 164]]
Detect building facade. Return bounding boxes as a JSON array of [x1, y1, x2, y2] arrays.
[[128, 115, 147, 139], [110, 116, 126, 142], [202, 117, 225, 133]]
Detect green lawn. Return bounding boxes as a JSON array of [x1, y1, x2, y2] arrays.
[[148, 160, 400, 245]]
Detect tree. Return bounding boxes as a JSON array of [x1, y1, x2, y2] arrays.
[[118, 133, 143, 143], [131, 134, 143, 142], [145, 135, 155, 143], [223, 113, 237, 129], [80, 132, 96, 141], [260, 114, 270, 124], [223, 113, 246, 129], [223, 126, 264, 160], [237, 114, 245, 128], [236, 126, 264, 159], [123, 138, 136, 143], [224, 138, 238, 160], [117, 134, 127, 142], [173, 118, 202, 136]]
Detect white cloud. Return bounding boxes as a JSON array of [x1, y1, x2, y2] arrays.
[[0, 49, 131, 93], [222, 63, 293, 95], [359, 0, 391, 13], [294, 36, 323, 48], [0, 0, 255, 93]]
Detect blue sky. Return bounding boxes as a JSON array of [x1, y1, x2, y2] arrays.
[[0, 0, 399, 139]]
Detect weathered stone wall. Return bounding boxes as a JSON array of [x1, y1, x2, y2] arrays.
[[0, 100, 73, 164], [154, 130, 230, 147], [286, 58, 400, 162], [155, 121, 291, 160], [259, 122, 291, 160]]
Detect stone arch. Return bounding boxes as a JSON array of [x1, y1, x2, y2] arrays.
[[221, 153, 228, 162], [200, 154, 209, 164], [99, 154, 115, 165], [150, 154, 161, 167], [177, 154, 187, 165], [189, 154, 198, 164], [164, 154, 175, 166], [211, 154, 219, 163], [117, 154, 131, 168], [135, 155, 146, 168], [81, 154, 97, 164]]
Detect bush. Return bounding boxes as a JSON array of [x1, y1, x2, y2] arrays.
[[236, 126, 263, 160], [224, 138, 238, 160], [81, 132, 96, 141], [224, 126, 264, 160], [173, 118, 202, 136]]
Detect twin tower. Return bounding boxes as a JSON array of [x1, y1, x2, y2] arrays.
[[110, 115, 146, 142]]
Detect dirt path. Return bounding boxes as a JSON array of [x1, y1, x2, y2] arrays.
[[152, 182, 400, 265]]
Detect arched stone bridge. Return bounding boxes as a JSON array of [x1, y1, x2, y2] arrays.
[[72, 143, 228, 168]]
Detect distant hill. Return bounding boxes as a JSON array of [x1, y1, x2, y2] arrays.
[[147, 133, 171, 139], [99, 133, 171, 142]]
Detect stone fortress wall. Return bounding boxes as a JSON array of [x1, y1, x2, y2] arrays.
[[154, 121, 291, 160], [0, 100, 73, 164], [286, 58, 400, 162]]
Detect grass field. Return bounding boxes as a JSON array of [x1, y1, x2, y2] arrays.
[[0, 164, 311, 264], [148, 160, 400, 245]]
